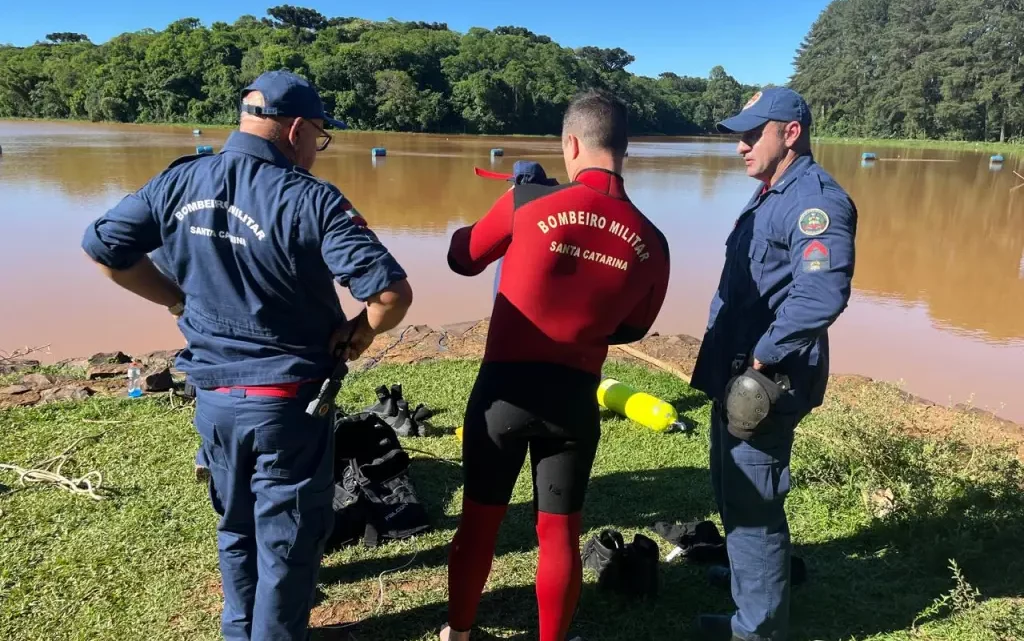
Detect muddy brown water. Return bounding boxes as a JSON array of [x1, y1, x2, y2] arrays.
[[1, 120, 1022, 423]]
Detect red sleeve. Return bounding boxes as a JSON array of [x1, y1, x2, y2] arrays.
[[447, 189, 515, 276], [608, 245, 671, 344]]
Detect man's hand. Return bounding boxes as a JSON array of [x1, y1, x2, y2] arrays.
[[753, 358, 765, 371], [329, 280, 413, 362], [329, 309, 374, 362]]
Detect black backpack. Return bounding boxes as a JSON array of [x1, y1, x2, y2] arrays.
[[326, 411, 432, 552]]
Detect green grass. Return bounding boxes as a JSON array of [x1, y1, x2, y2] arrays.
[[812, 135, 1023, 156], [1, 359, 1022, 641]]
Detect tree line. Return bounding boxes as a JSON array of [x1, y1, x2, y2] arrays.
[[790, 0, 1024, 143], [0, 6, 758, 136], [4, 2, 1019, 142]]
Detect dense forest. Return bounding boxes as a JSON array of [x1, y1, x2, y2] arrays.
[[790, 0, 1024, 142], [0, 6, 759, 136], [3, 2, 1022, 142]]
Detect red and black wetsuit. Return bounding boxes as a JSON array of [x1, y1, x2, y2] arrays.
[[445, 167, 671, 640]]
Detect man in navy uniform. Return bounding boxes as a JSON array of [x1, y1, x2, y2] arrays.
[[689, 87, 857, 640], [81, 70, 413, 639]]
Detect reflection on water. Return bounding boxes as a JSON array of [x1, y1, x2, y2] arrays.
[[0, 120, 1021, 423]]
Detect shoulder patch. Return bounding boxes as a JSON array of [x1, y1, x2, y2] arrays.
[[339, 198, 368, 227], [797, 208, 829, 236]]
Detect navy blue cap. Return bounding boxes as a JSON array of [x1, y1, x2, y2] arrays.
[[716, 87, 811, 134], [510, 160, 558, 186], [241, 69, 347, 129]]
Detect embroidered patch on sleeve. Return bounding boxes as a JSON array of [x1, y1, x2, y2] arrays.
[[801, 239, 830, 272], [340, 199, 368, 227], [797, 208, 830, 236]]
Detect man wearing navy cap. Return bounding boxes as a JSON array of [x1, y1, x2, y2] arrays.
[[689, 87, 857, 640], [82, 69, 413, 639]]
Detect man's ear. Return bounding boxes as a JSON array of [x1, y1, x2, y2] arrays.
[[286, 117, 303, 146], [785, 121, 802, 149], [566, 133, 580, 160]]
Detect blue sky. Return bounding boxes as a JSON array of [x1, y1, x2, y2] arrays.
[[0, 0, 830, 86]]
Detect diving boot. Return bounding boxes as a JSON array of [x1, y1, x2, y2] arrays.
[[387, 399, 419, 437], [622, 533, 660, 598], [412, 403, 435, 422], [365, 384, 397, 419], [581, 529, 627, 590]]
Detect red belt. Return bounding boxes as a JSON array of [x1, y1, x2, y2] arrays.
[[212, 380, 314, 398]]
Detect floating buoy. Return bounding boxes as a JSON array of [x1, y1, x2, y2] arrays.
[[371, 147, 386, 157], [196, 145, 213, 154], [862, 152, 877, 161], [490, 148, 503, 157], [991, 154, 1004, 164], [192, 129, 202, 136]]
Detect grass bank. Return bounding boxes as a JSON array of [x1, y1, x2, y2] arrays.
[[1, 359, 1022, 641], [813, 135, 1023, 156]]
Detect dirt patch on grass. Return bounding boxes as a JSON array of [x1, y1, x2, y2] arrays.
[[826, 375, 1024, 459], [309, 599, 373, 628], [309, 572, 446, 629]]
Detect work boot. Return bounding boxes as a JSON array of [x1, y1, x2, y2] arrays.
[[694, 614, 739, 641], [706, 564, 731, 589], [194, 464, 210, 483]]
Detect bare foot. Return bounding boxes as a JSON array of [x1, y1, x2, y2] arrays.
[[440, 625, 470, 641]]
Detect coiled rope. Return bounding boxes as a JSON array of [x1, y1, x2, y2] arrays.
[[0, 433, 107, 501]]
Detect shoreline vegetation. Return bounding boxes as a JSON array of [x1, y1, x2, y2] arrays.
[[3, 116, 1022, 156], [3, 320, 1022, 433], [1, 321, 1023, 640], [3, 1, 1022, 146]]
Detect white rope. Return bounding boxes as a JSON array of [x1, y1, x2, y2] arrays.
[[319, 546, 423, 631], [0, 434, 107, 501]]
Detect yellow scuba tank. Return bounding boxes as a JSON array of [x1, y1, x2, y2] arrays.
[[597, 378, 680, 433]]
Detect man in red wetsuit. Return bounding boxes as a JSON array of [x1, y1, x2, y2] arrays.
[[441, 90, 672, 641]]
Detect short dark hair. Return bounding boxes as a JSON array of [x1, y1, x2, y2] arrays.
[[562, 90, 628, 155]]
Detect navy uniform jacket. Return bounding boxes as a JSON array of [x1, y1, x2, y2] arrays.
[[82, 131, 407, 388], [690, 153, 857, 409]]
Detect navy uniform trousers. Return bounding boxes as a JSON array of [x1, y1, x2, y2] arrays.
[[709, 400, 804, 641], [193, 386, 336, 640]]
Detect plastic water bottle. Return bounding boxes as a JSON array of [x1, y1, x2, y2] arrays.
[[127, 362, 143, 398]]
